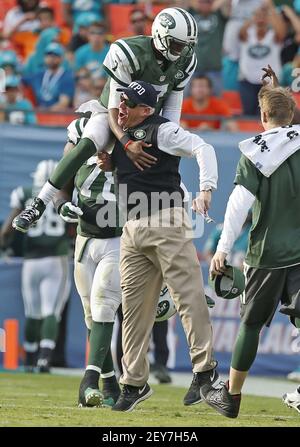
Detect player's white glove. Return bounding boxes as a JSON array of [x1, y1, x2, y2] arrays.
[[59, 202, 83, 223]]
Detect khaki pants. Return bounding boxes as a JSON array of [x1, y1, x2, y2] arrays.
[[120, 207, 216, 387]]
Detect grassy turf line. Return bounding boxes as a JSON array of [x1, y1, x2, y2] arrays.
[[0, 373, 299, 427]]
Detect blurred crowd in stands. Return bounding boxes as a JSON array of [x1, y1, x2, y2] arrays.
[[1, 0, 300, 130]]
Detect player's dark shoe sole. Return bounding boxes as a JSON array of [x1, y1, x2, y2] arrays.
[[200, 381, 241, 418], [12, 197, 45, 233]]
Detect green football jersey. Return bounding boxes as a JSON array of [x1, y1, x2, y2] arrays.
[[235, 151, 300, 268], [74, 157, 122, 239], [100, 35, 197, 113], [10, 186, 70, 259], [68, 117, 122, 239]]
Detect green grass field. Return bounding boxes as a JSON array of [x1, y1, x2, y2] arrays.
[[0, 373, 299, 427]]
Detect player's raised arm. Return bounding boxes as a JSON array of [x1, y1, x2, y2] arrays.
[[261, 65, 300, 123]]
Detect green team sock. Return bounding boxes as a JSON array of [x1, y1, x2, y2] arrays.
[[231, 322, 262, 371], [101, 348, 114, 375], [40, 315, 58, 343], [24, 318, 41, 366], [101, 348, 120, 406], [83, 322, 114, 387], [295, 318, 300, 329], [24, 318, 41, 344]]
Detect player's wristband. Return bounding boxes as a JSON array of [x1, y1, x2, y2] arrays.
[[120, 135, 134, 151]]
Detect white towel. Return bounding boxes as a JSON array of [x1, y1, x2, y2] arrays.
[[239, 125, 300, 177]]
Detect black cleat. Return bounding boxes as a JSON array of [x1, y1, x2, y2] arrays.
[[112, 383, 153, 412], [37, 358, 51, 373], [200, 380, 241, 418], [183, 366, 220, 406], [78, 381, 103, 408], [12, 197, 45, 233], [153, 365, 172, 384], [102, 376, 121, 407]]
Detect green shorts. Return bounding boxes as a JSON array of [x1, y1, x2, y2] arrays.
[[241, 264, 300, 327]]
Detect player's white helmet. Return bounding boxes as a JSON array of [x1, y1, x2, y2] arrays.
[[155, 286, 176, 322], [31, 159, 58, 194], [152, 8, 198, 62]]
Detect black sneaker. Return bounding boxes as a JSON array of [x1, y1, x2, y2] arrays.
[[112, 383, 153, 412], [183, 366, 219, 406], [102, 376, 121, 407], [200, 381, 241, 418], [153, 365, 172, 384], [12, 197, 45, 233]]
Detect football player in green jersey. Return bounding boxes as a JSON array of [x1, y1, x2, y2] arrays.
[[12, 7, 198, 232], [1, 160, 71, 373], [203, 85, 300, 419], [54, 110, 122, 407]]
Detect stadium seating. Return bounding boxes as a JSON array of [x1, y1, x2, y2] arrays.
[[1, 1, 16, 22], [236, 119, 264, 133], [222, 90, 243, 115], [105, 4, 167, 38], [0, 0, 65, 26], [36, 111, 76, 126]]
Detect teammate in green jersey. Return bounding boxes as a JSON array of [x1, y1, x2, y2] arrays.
[[261, 65, 300, 415], [201, 85, 300, 419], [1, 160, 71, 373], [54, 111, 122, 407], [12, 7, 199, 232]]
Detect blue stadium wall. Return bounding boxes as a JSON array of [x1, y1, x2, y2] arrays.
[[0, 123, 299, 374]]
